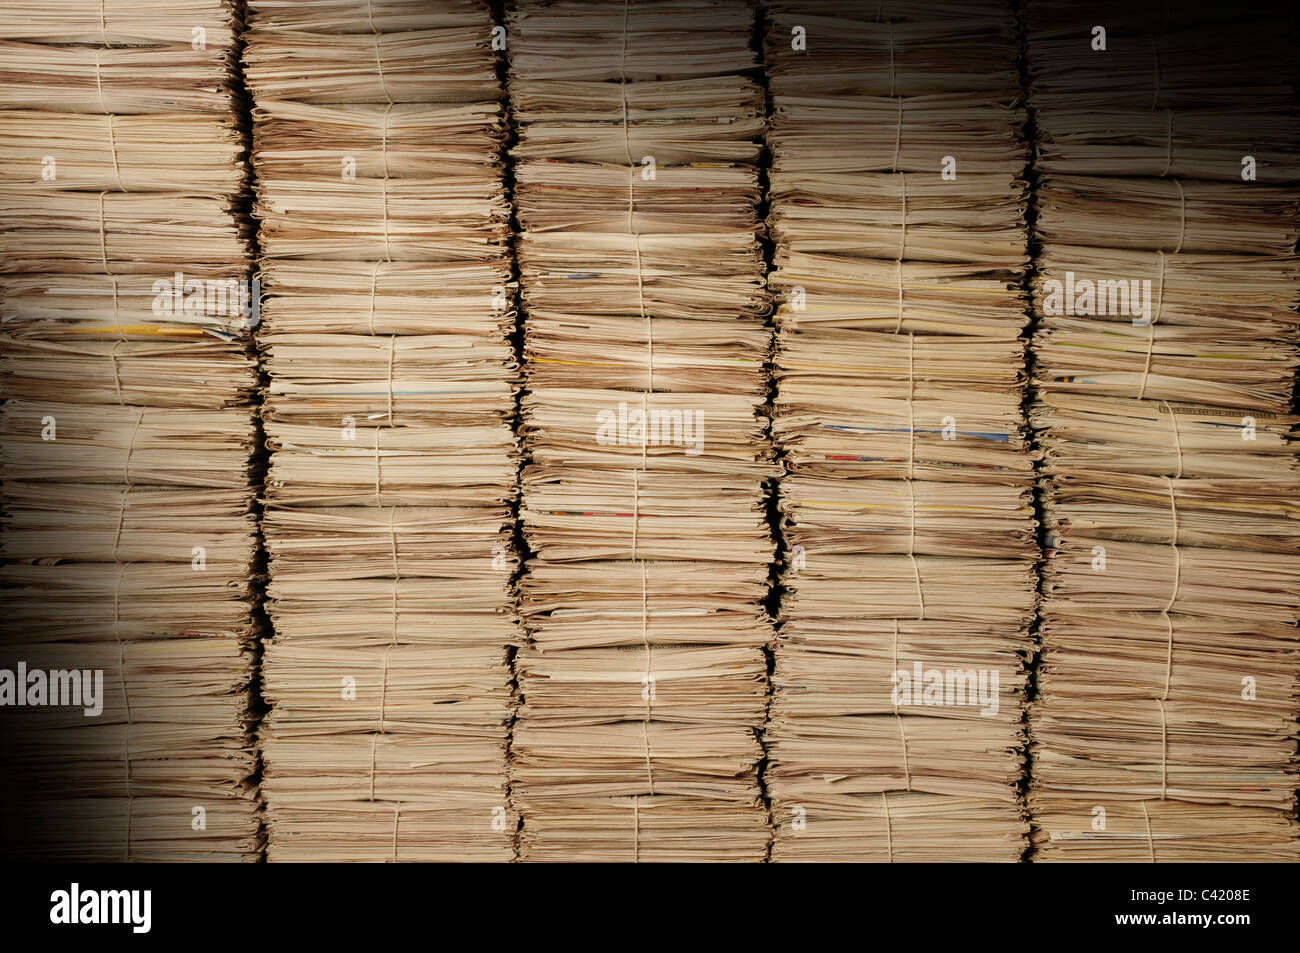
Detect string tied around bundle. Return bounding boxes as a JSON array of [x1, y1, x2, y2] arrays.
[[115, 634, 133, 770], [384, 334, 396, 425], [1170, 179, 1187, 254], [112, 485, 131, 563], [895, 172, 908, 261], [1151, 476, 1182, 732], [112, 561, 127, 642], [890, 96, 904, 172], [369, 642, 396, 800], [121, 775, 133, 863], [904, 332, 916, 478], [631, 236, 652, 390], [1156, 698, 1169, 800], [902, 336, 925, 619], [640, 634, 653, 735], [631, 794, 640, 864], [97, 191, 115, 275], [109, 339, 126, 406], [640, 562, 653, 717], [390, 801, 401, 862], [387, 505, 401, 582], [641, 719, 656, 798], [895, 712, 913, 791], [368, 733, 381, 802], [630, 467, 641, 561], [908, 552, 926, 622], [1140, 801, 1158, 863], [92, 48, 112, 114], [373, 34, 393, 105], [891, 620, 901, 702], [904, 477, 920, 560], [893, 260, 906, 333], [121, 407, 143, 488], [640, 660, 655, 789], [889, 623, 912, 799], [881, 792, 894, 863], [367, 335, 398, 503], [389, 576, 401, 645], [1160, 611, 1176, 703], [1159, 108, 1175, 177], [379, 101, 394, 180], [1164, 477, 1181, 547], [1162, 476, 1182, 615], [378, 177, 393, 263], [1158, 443, 1182, 704], [890, 620, 912, 789], [1160, 399, 1184, 479], [109, 275, 123, 340], [639, 558, 650, 647], [1135, 251, 1169, 400], [366, 261, 384, 335], [99, 0, 113, 48], [102, 113, 125, 191], [377, 643, 394, 734], [619, 0, 633, 97]]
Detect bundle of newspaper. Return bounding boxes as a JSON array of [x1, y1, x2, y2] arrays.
[[1025, 3, 1300, 862], [0, 0, 240, 46], [0, 191, 251, 275], [507, 0, 774, 861], [259, 642, 516, 862], [1, 796, 262, 863], [244, 0, 520, 862], [0, 411, 261, 864], [1, 339, 258, 408], [0, 112, 245, 192], [0, 272, 257, 339], [0, 4, 260, 861], [1036, 177, 1299, 256], [765, 3, 1021, 99], [762, 0, 1037, 862], [1, 639, 258, 801], [1026, 6, 1297, 109]]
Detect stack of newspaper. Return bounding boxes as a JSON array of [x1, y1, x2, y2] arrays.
[[507, 0, 774, 861], [244, 0, 519, 862], [763, 0, 1037, 862], [1025, 4, 1300, 862], [0, 0, 261, 861]]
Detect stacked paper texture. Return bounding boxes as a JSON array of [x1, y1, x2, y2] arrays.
[[507, 0, 775, 862], [1025, 2, 1300, 862], [0, 0, 261, 861], [762, 0, 1038, 862], [243, 0, 519, 862]]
